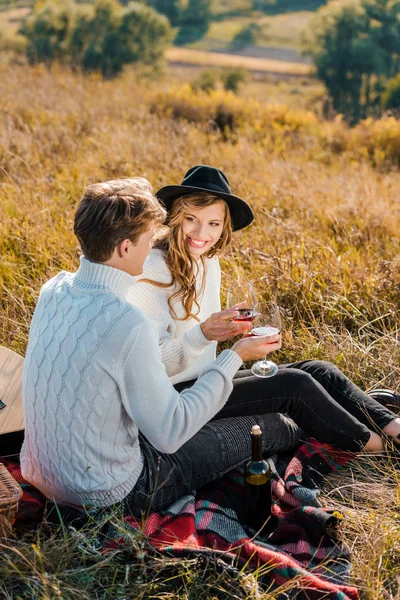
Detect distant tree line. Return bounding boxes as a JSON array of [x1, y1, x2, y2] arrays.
[[19, 0, 214, 75], [302, 0, 400, 123]]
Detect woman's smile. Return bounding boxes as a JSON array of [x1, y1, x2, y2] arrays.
[[186, 236, 210, 249]]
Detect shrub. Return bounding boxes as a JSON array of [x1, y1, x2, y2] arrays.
[[20, 0, 77, 67], [222, 68, 248, 93], [350, 116, 400, 169], [191, 69, 248, 95], [191, 69, 221, 93], [150, 84, 319, 142], [231, 23, 261, 50], [147, 0, 183, 27], [381, 74, 400, 112], [20, 0, 172, 77], [175, 0, 212, 45]]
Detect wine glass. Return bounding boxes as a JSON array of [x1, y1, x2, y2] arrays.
[[226, 281, 258, 324], [251, 302, 281, 378]]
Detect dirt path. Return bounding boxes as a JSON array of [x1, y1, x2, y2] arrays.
[[165, 47, 313, 76]]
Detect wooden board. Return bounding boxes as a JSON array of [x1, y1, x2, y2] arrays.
[[0, 347, 24, 437]]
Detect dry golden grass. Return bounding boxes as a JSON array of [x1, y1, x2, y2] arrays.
[[0, 64, 399, 598], [155, 63, 323, 111], [0, 6, 29, 30], [0, 5, 28, 46], [166, 47, 313, 75]]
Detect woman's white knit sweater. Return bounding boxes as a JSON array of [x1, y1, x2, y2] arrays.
[[20, 257, 242, 508], [133, 249, 220, 384]]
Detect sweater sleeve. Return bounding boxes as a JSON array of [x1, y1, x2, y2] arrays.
[[119, 322, 243, 454], [132, 251, 212, 378]]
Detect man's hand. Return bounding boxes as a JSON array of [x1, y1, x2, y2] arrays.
[[200, 308, 252, 342], [231, 332, 282, 362]]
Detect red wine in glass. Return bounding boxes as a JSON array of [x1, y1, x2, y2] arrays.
[[226, 282, 258, 318], [232, 308, 258, 323]]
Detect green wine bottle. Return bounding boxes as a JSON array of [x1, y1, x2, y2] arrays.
[[245, 424, 274, 536]]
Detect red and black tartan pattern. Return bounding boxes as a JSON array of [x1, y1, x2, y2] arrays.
[[3, 438, 359, 600]]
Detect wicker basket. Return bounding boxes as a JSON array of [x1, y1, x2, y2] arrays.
[[0, 462, 22, 539]]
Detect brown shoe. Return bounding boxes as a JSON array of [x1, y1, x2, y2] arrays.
[[369, 389, 400, 413]]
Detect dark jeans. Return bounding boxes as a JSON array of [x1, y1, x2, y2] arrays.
[[124, 360, 396, 518]]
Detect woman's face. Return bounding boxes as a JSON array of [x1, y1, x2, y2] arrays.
[[180, 201, 225, 258]]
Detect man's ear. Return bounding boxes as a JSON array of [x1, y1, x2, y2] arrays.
[[117, 239, 130, 258]]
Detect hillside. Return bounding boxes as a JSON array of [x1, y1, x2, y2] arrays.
[[189, 0, 326, 58]]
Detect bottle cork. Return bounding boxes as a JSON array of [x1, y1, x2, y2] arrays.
[[251, 425, 262, 435]]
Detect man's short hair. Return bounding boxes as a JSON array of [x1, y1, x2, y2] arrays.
[[74, 178, 166, 263]]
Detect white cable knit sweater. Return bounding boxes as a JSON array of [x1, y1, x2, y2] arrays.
[[133, 249, 221, 384], [20, 257, 242, 507]]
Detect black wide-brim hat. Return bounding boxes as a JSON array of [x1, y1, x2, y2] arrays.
[[156, 165, 254, 232]]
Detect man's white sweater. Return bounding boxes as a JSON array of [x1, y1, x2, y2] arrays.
[[133, 249, 220, 384], [20, 257, 242, 508]]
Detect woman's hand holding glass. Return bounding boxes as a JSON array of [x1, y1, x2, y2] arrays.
[[201, 281, 257, 341], [226, 281, 258, 324], [200, 308, 252, 341], [231, 330, 281, 362], [201, 280, 258, 341]]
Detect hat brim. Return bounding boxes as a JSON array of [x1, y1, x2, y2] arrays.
[[156, 185, 254, 232]]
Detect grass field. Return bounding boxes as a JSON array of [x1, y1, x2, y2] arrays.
[[187, 11, 314, 52], [0, 63, 400, 598]]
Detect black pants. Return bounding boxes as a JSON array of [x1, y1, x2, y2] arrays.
[[124, 360, 396, 517]]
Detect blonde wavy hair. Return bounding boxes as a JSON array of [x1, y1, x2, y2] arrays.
[[142, 192, 232, 321]]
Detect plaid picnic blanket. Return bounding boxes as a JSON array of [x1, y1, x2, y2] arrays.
[[3, 438, 359, 600]]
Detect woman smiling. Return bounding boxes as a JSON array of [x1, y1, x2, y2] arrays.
[[134, 166, 253, 384]]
